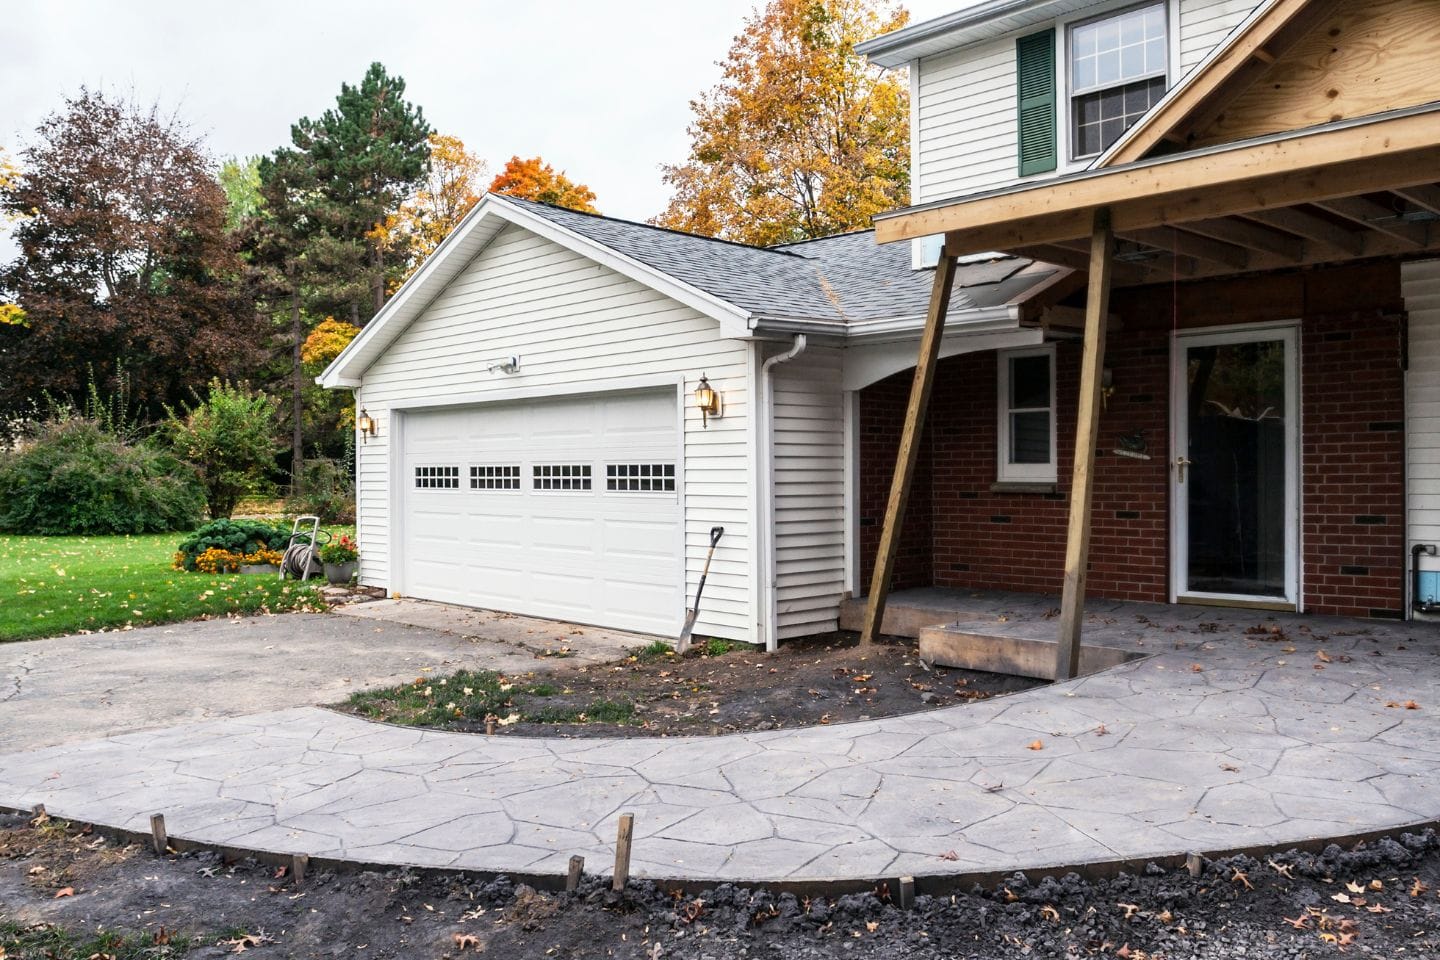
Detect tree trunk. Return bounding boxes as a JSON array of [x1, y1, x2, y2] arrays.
[[372, 242, 386, 318], [291, 287, 305, 497]]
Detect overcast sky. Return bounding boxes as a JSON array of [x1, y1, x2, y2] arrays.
[[4, 0, 959, 230]]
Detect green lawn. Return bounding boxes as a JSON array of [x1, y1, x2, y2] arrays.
[[0, 532, 328, 642]]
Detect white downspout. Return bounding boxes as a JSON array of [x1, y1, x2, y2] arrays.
[[759, 334, 807, 653]]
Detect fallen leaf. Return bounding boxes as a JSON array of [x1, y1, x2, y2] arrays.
[[1317, 650, 1333, 663], [1410, 877, 1429, 897], [1040, 904, 1061, 922], [53, 886, 74, 899], [1367, 903, 1393, 914], [1231, 868, 1253, 890], [1118, 902, 1140, 918], [937, 850, 960, 861], [1282, 915, 1310, 929], [1345, 881, 1365, 894], [1331, 892, 1352, 904], [452, 933, 482, 951], [865, 921, 879, 932], [1027, 740, 1045, 751]]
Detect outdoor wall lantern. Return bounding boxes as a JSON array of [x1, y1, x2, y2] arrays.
[[695, 374, 723, 428], [357, 408, 378, 443]]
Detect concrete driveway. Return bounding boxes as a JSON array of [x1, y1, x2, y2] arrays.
[[0, 602, 648, 752]]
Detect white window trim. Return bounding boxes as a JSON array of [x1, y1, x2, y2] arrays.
[[1047, 0, 1177, 176], [1064, 0, 1170, 163], [997, 345, 1058, 483]]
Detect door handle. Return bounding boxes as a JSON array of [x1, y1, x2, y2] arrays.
[[1175, 456, 1192, 483]]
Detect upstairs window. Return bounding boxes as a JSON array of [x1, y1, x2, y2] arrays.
[[1069, 2, 1167, 159], [997, 347, 1056, 483]]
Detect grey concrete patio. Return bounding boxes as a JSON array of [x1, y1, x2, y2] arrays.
[[2, 595, 1439, 885], [0, 600, 647, 752]]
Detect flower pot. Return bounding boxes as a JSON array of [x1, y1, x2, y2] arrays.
[[324, 561, 357, 584], [239, 564, 281, 576]]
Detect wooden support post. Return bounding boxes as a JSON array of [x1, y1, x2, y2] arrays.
[[897, 876, 916, 910], [567, 855, 585, 893], [1055, 208, 1115, 681], [1186, 852, 1204, 878], [149, 813, 168, 856], [292, 853, 309, 887], [30, 803, 46, 821], [612, 813, 634, 892], [861, 253, 960, 644]]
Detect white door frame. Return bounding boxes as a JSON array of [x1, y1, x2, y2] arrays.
[[1169, 321, 1301, 608]]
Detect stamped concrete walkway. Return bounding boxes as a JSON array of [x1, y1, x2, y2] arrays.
[[2, 599, 1439, 885]]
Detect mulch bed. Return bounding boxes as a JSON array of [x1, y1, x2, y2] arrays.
[[5, 812, 1440, 959], [337, 632, 1044, 738]]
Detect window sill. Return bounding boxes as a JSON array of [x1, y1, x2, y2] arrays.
[[990, 481, 1058, 495]]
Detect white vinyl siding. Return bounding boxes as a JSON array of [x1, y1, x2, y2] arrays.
[[915, 37, 1020, 203], [1177, 0, 1256, 74], [355, 223, 752, 643], [910, 0, 1261, 202], [1405, 260, 1440, 551], [770, 347, 847, 638]]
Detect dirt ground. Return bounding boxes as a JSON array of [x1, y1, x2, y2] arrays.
[[337, 632, 1044, 738], [5, 812, 1440, 959]]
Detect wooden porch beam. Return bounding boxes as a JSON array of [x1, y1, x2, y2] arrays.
[[1118, 226, 1251, 271], [1315, 196, 1428, 247], [1055, 208, 1115, 682], [1179, 217, 1305, 262], [1395, 184, 1440, 216], [882, 111, 1440, 251], [1239, 207, 1366, 256], [860, 253, 959, 645]]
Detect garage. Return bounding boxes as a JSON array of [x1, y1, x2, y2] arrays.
[[400, 388, 683, 635]]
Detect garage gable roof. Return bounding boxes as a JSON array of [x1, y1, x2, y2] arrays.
[[321, 194, 1056, 388]]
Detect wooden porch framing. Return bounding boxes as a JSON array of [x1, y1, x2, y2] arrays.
[[860, 101, 1440, 677]]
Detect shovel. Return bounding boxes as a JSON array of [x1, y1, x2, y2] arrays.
[[677, 526, 724, 654]]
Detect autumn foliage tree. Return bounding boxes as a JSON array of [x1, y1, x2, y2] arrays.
[[383, 133, 488, 281], [655, 0, 910, 246], [0, 90, 262, 429], [489, 156, 599, 213]]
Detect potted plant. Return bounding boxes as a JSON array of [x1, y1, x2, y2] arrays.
[[239, 547, 284, 575], [319, 534, 359, 584]]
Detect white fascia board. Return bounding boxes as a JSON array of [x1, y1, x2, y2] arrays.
[[317, 193, 503, 389], [318, 194, 755, 388]]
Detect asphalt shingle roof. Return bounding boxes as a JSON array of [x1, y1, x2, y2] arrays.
[[503, 196, 1057, 326]]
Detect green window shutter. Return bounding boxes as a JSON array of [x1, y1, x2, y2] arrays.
[[1016, 29, 1058, 177]]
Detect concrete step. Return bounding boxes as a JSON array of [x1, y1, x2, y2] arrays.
[[918, 623, 1142, 681]]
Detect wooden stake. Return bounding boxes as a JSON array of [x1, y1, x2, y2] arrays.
[[149, 813, 168, 856], [292, 853, 309, 886], [612, 813, 634, 892], [861, 253, 960, 645], [897, 875, 916, 910], [485, 714, 496, 736], [30, 803, 46, 820], [1186, 852, 1204, 878], [567, 855, 585, 893], [1055, 208, 1115, 681]]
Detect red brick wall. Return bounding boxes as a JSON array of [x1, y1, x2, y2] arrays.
[[856, 261, 1406, 617]]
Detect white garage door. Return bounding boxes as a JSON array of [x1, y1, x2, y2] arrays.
[[401, 388, 682, 635]]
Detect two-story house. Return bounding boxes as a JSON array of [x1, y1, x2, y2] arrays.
[[320, 0, 1439, 660], [852, 0, 1440, 673]]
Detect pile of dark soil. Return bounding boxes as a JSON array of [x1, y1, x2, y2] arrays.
[[5, 812, 1440, 959], [338, 632, 1043, 738]]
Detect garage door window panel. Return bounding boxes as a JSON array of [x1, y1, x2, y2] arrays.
[[606, 463, 676, 493], [415, 466, 460, 489], [471, 465, 521, 490], [534, 464, 593, 491]]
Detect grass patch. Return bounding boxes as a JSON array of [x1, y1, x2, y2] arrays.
[[344, 670, 637, 728], [0, 532, 331, 642], [0, 919, 200, 958], [703, 637, 738, 657], [633, 639, 675, 662], [525, 698, 636, 725]]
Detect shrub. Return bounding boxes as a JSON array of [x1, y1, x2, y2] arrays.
[[174, 518, 291, 572], [285, 457, 355, 524], [166, 379, 280, 520], [0, 417, 206, 535]]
